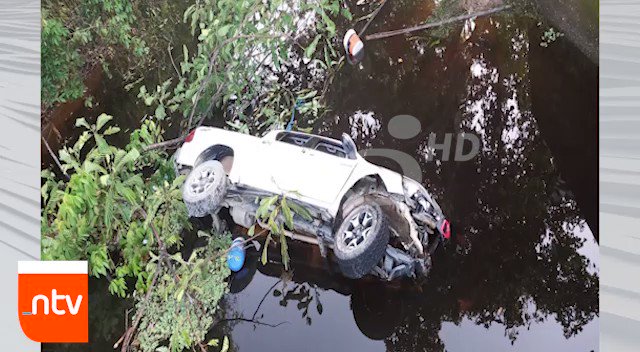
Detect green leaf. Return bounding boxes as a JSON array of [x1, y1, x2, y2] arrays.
[[103, 126, 121, 135], [221, 336, 229, 352], [115, 148, 140, 171], [171, 175, 186, 189], [73, 131, 91, 152], [320, 10, 336, 35], [257, 195, 278, 220], [176, 288, 185, 302], [341, 7, 353, 21], [182, 44, 189, 62], [299, 90, 318, 100], [75, 117, 90, 129], [94, 134, 110, 155], [268, 218, 279, 234], [99, 174, 110, 186], [281, 198, 294, 229], [280, 231, 289, 270], [217, 25, 231, 37], [115, 183, 138, 205], [287, 201, 312, 221], [83, 160, 107, 174], [261, 234, 271, 265], [304, 35, 321, 59], [155, 105, 166, 119], [96, 114, 112, 131], [144, 95, 155, 106]]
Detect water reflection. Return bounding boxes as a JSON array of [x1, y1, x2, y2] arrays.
[[221, 3, 598, 352]]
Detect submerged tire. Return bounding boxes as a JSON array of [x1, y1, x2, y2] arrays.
[[182, 160, 228, 218], [333, 203, 389, 279]]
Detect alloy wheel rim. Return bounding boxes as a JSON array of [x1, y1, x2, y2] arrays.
[[189, 167, 216, 194], [342, 209, 375, 251]]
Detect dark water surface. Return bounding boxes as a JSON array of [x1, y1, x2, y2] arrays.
[[45, 0, 599, 351], [216, 2, 599, 351]]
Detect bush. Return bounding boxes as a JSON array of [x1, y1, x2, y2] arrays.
[[41, 0, 150, 110], [41, 14, 85, 107]]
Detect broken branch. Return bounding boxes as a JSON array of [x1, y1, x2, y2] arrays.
[[364, 5, 511, 41]]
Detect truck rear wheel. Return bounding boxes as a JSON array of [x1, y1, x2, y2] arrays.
[[182, 160, 228, 217]]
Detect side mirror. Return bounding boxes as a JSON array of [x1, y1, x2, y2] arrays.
[[341, 133, 358, 159]]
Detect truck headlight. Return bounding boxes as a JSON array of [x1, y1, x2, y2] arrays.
[[402, 176, 443, 218]]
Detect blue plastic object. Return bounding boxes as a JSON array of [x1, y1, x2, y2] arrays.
[[227, 238, 246, 272], [286, 99, 303, 131]]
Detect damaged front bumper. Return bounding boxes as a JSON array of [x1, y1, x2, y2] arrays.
[[369, 177, 449, 281]]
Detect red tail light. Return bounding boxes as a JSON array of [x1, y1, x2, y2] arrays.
[[441, 219, 451, 240], [185, 129, 196, 143]]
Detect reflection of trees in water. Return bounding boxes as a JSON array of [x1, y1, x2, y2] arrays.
[[273, 281, 324, 325], [317, 10, 597, 352], [383, 15, 598, 352]]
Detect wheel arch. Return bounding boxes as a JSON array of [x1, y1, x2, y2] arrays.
[[194, 144, 234, 166], [333, 174, 388, 226]]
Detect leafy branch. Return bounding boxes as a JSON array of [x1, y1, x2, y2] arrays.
[[252, 194, 313, 270]]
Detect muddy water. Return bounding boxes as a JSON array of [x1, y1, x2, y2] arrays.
[[44, 0, 599, 351]]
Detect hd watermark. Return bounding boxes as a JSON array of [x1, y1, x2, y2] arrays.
[[357, 114, 480, 183]]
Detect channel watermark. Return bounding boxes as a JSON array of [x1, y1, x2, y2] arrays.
[[357, 114, 480, 183]]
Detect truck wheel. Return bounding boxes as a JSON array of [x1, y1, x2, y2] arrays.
[[182, 160, 228, 218], [333, 203, 389, 279]]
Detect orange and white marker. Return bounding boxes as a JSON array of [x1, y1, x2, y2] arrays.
[[343, 29, 365, 64]]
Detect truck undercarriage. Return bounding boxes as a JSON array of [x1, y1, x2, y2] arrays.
[[222, 184, 444, 281]]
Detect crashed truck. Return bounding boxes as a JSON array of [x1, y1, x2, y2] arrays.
[[174, 127, 451, 280]]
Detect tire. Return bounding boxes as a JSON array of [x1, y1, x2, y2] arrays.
[[333, 203, 390, 279], [194, 145, 234, 168], [182, 160, 228, 218]]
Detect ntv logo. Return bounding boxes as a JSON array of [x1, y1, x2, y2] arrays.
[[18, 261, 88, 343], [25, 289, 83, 316]]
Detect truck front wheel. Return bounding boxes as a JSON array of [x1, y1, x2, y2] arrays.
[[333, 203, 389, 279]]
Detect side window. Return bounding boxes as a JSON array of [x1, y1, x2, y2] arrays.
[[315, 141, 346, 158], [277, 132, 312, 147]]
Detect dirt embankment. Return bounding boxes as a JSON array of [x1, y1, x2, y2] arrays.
[[41, 64, 103, 166]]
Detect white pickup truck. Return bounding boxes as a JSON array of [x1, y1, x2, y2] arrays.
[[174, 127, 450, 280]]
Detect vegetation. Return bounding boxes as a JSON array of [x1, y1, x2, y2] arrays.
[[138, 0, 350, 132], [540, 27, 564, 47], [133, 231, 231, 352], [42, 115, 183, 294], [41, 0, 150, 111], [41, 116, 232, 351], [253, 194, 314, 270], [41, 14, 85, 108], [42, 0, 353, 349]]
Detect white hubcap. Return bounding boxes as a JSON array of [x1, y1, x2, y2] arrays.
[[189, 168, 216, 194]]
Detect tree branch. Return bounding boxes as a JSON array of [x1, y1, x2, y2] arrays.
[[365, 5, 511, 41]]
